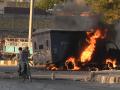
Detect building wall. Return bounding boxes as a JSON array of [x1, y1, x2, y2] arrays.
[[0, 14, 54, 38], [32, 31, 52, 64], [0, 15, 54, 30], [0, 30, 28, 38]]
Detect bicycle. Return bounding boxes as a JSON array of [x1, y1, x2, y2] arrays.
[[18, 62, 32, 82]]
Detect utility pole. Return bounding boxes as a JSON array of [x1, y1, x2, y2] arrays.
[[28, 0, 34, 48]]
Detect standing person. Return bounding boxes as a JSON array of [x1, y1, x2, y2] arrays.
[[17, 47, 23, 76], [21, 46, 30, 74]]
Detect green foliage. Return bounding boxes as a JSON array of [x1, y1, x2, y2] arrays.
[[34, 0, 64, 10], [85, 0, 120, 24]]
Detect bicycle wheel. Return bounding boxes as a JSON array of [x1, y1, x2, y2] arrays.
[[27, 65, 32, 82], [21, 63, 28, 82], [20, 63, 32, 82], [17, 65, 23, 80]]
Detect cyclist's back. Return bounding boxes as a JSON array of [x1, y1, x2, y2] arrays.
[[19, 47, 32, 81], [21, 47, 30, 74], [22, 50, 28, 63], [21, 47, 30, 63]]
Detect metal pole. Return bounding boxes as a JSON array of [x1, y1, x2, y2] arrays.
[[28, 0, 34, 47]]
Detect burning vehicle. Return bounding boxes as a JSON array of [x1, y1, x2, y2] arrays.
[[32, 0, 120, 71], [32, 28, 120, 71], [32, 29, 86, 66]]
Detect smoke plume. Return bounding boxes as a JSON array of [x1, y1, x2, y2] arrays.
[[53, 0, 98, 30]]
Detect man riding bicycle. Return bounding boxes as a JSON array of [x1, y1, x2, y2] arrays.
[[18, 47, 30, 76], [17, 46, 33, 82], [21, 47, 30, 75]]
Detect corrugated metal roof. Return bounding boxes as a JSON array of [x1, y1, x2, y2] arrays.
[[32, 28, 92, 36]]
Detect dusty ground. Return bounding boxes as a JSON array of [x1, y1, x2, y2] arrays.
[[0, 79, 120, 90], [0, 66, 120, 90]]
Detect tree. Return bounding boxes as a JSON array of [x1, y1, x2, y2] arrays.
[[85, 0, 120, 24], [34, 0, 64, 10]]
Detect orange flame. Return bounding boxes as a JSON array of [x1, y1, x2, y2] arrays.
[[80, 30, 103, 63], [51, 66, 58, 71], [46, 64, 58, 71], [65, 57, 80, 70], [106, 58, 117, 68], [46, 29, 106, 71]]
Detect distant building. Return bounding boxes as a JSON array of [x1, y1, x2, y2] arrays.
[[0, 0, 30, 14], [3, 38, 33, 54], [4, 7, 51, 15], [0, 0, 53, 38]]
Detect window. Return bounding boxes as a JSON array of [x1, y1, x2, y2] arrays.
[[39, 45, 43, 49]]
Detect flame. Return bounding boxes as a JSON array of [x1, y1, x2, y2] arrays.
[[51, 66, 58, 71], [65, 57, 80, 70], [47, 64, 58, 71], [46, 29, 107, 71], [106, 58, 117, 68], [80, 30, 103, 63]]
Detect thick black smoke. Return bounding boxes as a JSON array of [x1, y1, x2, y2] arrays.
[[53, 0, 98, 30]]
